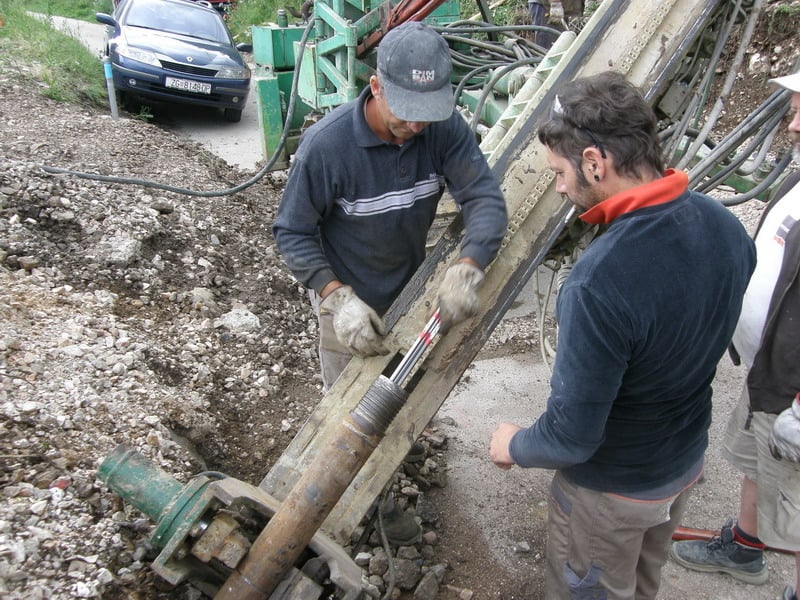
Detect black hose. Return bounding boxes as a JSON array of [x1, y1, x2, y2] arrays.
[[37, 17, 316, 198], [694, 110, 785, 193], [470, 56, 542, 132], [720, 152, 793, 206], [687, 90, 790, 189], [198, 471, 229, 480], [377, 490, 398, 600]]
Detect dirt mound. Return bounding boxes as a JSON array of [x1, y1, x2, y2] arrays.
[[0, 65, 323, 597]]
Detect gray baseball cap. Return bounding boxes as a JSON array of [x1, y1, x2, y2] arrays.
[[770, 71, 800, 93], [377, 21, 455, 122]]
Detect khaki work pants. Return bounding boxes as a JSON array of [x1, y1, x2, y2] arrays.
[[723, 385, 800, 551], [545, 471, 693, 600]]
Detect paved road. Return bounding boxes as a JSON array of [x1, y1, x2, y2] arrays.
[[42, 13, 264, 170]]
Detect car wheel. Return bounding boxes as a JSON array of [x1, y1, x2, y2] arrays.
[[224, 108, 242, 123]]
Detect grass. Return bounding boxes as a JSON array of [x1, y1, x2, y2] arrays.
[[768, 3, 800, 38], [24, 0, 113, 20], [0, 0, 298, 108], [0, 0, 110, 107], [226, 0, 281, 43], [224, 0, 535, 43], [5, 0, 540, 48]]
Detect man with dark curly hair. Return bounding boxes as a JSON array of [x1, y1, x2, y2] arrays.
[[489, 71, 756, 599]]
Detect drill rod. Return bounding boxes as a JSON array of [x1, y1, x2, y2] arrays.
[[215, 312, 441, 600]]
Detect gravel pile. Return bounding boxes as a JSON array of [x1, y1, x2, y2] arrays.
[[0, 64, 474, 599], [1, 67, 317, 599]]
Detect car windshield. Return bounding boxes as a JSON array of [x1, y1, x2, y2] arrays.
[[125, 0, 230, 44]]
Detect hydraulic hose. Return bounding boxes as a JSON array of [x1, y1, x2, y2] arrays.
[[720, 151, 793, 206], [686, 90, 790, 189], [675, 0, 762, 171], [469, 56, 542, 131]]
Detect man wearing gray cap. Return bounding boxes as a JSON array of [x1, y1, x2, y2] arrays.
[[273, 21, 507, 544], [671, 69, 800, 600]]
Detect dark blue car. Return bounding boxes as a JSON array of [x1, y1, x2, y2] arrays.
[[97, 0, 252, 122]]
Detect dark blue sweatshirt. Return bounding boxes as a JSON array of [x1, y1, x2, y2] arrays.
[[509, 171, 756, 494], [273, 87, 508, 314]]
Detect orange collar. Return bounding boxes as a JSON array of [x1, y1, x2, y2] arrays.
[[580, 169, 689, 225]]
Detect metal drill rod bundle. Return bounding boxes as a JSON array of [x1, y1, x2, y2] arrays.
[[389, 309, 442, 387]]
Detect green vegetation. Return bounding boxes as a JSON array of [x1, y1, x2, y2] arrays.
[[481, 0, 530, 29], [226, 0, 281, 43], [0, 0, 109, 107], [224, 0, 534, 43], [768, 2, 800, 39], [23, 0, 113, 21]]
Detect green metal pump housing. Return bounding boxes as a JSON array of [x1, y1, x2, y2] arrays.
[[251, 0, 461, 170], [98, 444, 365, 599]]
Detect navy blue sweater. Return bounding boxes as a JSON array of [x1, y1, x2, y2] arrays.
[[510, 177, 755, 494], [273, 87, 508, 314]]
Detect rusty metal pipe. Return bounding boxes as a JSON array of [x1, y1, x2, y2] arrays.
[[215, 375, 409, 600]]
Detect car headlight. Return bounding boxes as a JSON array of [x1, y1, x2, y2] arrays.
[[215, 65, 250, 79], [117, 45, 160, 67]]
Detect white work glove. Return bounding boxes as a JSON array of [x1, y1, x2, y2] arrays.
[[319, 285, 387, 358], [436, 261, 485, 330], [769, 394, 800, 462], [548, 0, 565, 25]]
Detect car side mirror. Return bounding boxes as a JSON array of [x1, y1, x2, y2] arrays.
[[95, 13, 117, 27], [236, 43, 253, 53]]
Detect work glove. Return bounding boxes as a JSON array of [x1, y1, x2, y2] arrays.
[[436, 261, 485, 330], [548, 0, 565, 25], [319, 285, 388, 358], [769, 394, 800, 462]]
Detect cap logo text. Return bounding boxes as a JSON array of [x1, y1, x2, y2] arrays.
[[411, 69, 436, 83]]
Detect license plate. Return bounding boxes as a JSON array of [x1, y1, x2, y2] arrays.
[[165, 77, 211, 94]]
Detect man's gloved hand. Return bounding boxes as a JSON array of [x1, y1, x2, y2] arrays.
[[769, 394, 800, 462], [436, 261, 485, 330], [319, 285, 387, 358], [548, 0, 565, 25]]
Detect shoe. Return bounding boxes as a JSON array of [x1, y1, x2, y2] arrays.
[[380, 502, 422, 546], [783, 585, 797, 600], [670, 519, 768, 585], [404, 441, 425, 464]]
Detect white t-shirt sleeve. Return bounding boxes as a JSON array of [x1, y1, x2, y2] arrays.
[[732, 185, 800, 366]]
